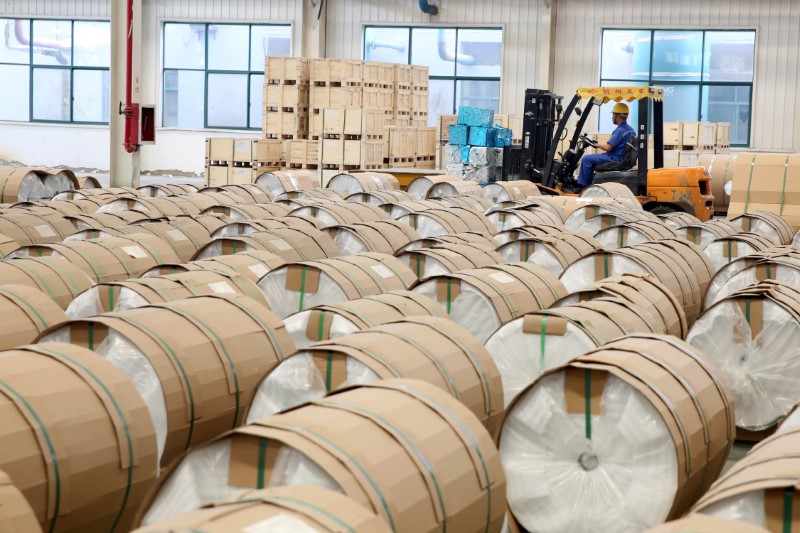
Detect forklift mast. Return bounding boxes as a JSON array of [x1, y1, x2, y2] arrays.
[[502, 89, 562, 182]]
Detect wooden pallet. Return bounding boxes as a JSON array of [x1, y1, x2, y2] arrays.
[[311, 59, 364, 84], [319, 138, 384, 168], [262, 110, 309, 138], [263, 82, 309, 110], [287, 162, 320, 170], [310, 108, 386, 139], [393, 64, 412, 86], [664, 144, 715, 152], [411, 65, 429, 87], [264, 57, 310, 83], [309, 85, 362, 109]]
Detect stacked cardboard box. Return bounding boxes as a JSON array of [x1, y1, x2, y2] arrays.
[[204, 138, 281, 186], [443, 106, 513, 183], [263, 58, 311, 139], [728, 153, 800, 230], [411, 66, 429, 127], [664, 121, 732, 166]]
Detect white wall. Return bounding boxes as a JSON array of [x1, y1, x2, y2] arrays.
[[554, 0, 800, 152]]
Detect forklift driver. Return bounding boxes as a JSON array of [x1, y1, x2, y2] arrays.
[[571, 103, 635, 192]]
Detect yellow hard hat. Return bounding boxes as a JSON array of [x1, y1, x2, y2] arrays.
[[612, 103, 629, 115]]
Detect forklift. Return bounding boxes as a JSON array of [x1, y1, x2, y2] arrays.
[[505, 86, 714, 220]]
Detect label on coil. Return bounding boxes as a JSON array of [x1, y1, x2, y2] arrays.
[[371, 264, 394, 278], [208, 281, 236, 294], [270, 238, 292, 251], [249, 264, 270, 278], [166, 229, 188, 242], [489, 272, 516, 284], [122, 246, 148, 258], [34, 224, 56, 237], [513, 186, 521, 194]]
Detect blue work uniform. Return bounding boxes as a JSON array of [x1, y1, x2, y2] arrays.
[[577, 121, 636, 186]]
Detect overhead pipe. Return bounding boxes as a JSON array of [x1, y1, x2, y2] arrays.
[[12, 20, 70, 65], [437, 28, 476, 66], [418, 0, 439, 15], [120, 0, 139, 153]]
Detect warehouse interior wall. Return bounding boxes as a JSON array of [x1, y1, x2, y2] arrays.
[[0, 0, 797, 175], [553, 0, 800, 153]]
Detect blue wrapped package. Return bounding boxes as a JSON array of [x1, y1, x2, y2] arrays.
[[449, 125, 469, 145], [492, 126, 512, 147], [459, 145, 471, 164], [468, 126, 497, 147], [457, 106, 494, 127]]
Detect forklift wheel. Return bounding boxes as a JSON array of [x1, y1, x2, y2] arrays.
[[648, 205, 678, 215]]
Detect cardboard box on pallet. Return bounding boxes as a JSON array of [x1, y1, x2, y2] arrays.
[[315, 108, 385, 137], [253, 139, 284, 164], [320, 139, 384, 168], [728, 153, 800, 230], [264, 57, 310, 82], [206, 138, 234, 162], [664, 122, 683, 146]]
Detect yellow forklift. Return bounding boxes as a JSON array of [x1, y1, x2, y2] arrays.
[[512, 86, 714, 220]]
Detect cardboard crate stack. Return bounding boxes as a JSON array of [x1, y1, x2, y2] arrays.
[[411, 66, 429, 127], [205, 138, 282, 186], [390, 65, 413, 127], [664, 121, 731, 167], [263, 57, 311, 140]]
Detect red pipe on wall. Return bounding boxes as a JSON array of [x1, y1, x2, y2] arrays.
[[122, 0, 139, 153]]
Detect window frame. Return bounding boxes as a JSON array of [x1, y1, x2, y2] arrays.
[[599, 28, 756, 147], [161, 21, 292, 131], [0, 17, 111, 125], [363, 25, 503, 117]]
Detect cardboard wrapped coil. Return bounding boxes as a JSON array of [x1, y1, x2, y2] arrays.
[[494, 224, 566, 244], [497, 231, 602, 276], [200, 202, 291, 221], [141, 250, 286, 282], [488, 198, 565, 221], [691, 429, 800, 530], [574, 209, 660, 237], [398, 207, 496, 237], [56, 186, 139, 200], [76, 175, 102, 189], [283, 290, 448, 349], [413, 263, 567, 342], [698, 153, 737, 210], [487, 208, 564, 233], [0, 211, 76, 246], [562, 200, 637, 231], [0, 167, 77, 203], [288, 202, 389, 228], [133, 486, 390, 533], [0, 257, 93, 309], [559, 239, 715, 325], [644, 514, 769, 533], [500, 334, 735, 533], [482, 180, 541, 203], [658, 211, 702, 230], [401, 232, 499, 253], [66, 270, 267, 319], [65, 211, 150, 231], [211, 217, 325, 239], [258, 253, 416, 319], [16, 198, 107, 215], [730, 211, 795, 245], [580, 181, 642, 209], [0, 469, 41, 533], [327, 172, 400, 194], [406, 174, 460, 199], [426, 180, 484, 199], [275, 189, 346, 204], [0, 233, 19, 258], [9, 234, 181, 283], [344, 189, 415, 207], [254, 170, 318, 196], [0, 343, 158, 532], [199, 183, 274, 203], [192, 227, 340, 262], [140, 379, 506, 533], [181, 191, 249, 207], [707, 254, 800, 308], [398, 243, 503, 282], [486, 297, 667, 406], [687, 280, 800, 431], [386, 199, 441, 219], [554, 273, 688, 339], [329, 220, 421, 255], [99, 197, 207, 217], [594, 220, 680, 249], [705, 233, 779, 272], [246, 317, 504, 438], [436, 194, 493, 212], [137, 183, 198, 197], [38, 295, 295, 467], [681, 219, 739, 249]]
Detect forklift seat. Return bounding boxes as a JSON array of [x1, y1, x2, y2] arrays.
[[594, 139, 638, 173]]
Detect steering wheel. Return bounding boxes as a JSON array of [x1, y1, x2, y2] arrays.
[[581, 133, 598, 148]]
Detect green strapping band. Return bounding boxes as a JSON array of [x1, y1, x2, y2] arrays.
[[692, 227, 698, 244], [745, 297, 751, 326], [41, 259, 81, 293], [727, 241, 733, 263], [539, 316, 547, 373], [618, 227, 625, 248], [524, 240, 530, 260], [784, 487, 793, 533], [317, 311, 326, 341], [781, 155, 790, 216], [1, 287, 50, 328], [744, 155, 757, 213], [249, 495, 358, 533], [0, 378, 61, 533], [15, 262, 56, 301], [88, 322, 95, 350], [768, 264, 773, 279], [257, 438, 267, 489], [325, 351, 334, 392], [232, 239, 238, 254], [33, 345, 135, 533], [416, 254, 422, 279], [298, 266, 307, 312], [446, 279, 453, 315], [108, 285, 115, 311], [603, 255, 609, 278], [584, 369, 592, 441]]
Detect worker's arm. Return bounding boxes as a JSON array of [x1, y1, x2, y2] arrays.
[[595, 141, 613, 152]]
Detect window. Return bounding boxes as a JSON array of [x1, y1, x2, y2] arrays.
[[600, 29, 755, 146], [0, 18, 111, 123], [364, 26, 502, 125], [162, 22, 291, 129]]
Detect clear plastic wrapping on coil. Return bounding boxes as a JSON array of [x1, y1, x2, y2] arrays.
[[283, 311, 360, 349], [595, 227, 658, 249], [682, 227, 725, 250], [485, 319, 596, 407], [500, 372, 679, 533], [687, 299, 800, 430], [40, 328, 168, 463], [211, 224, 246, 238], [290, 207, 342, 228], [65, 286, 149, 319], [710, 264, 800, 307], [498, 242, 567, 276], [193, 240, 256, 260], [731, 218, 784, 244], [406, 178, 435, 200], [412, 280, 501, 342], [704, 259, 756, 309], [580, 185, 641, 209], [327, 174, 377, 194], [399, 253, 453, 280], [559, 255, 648, 293], [246, 353, 378, 424], [20, 173, 75, 201], [256, 173, 310, 197], [704, 241, 762, 272], [258, 268, 348, 319], [396, 214, 448, 238], [698, 491, 767, 528], [332, 229, 369, 256], [564, 205, 622, 232]]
